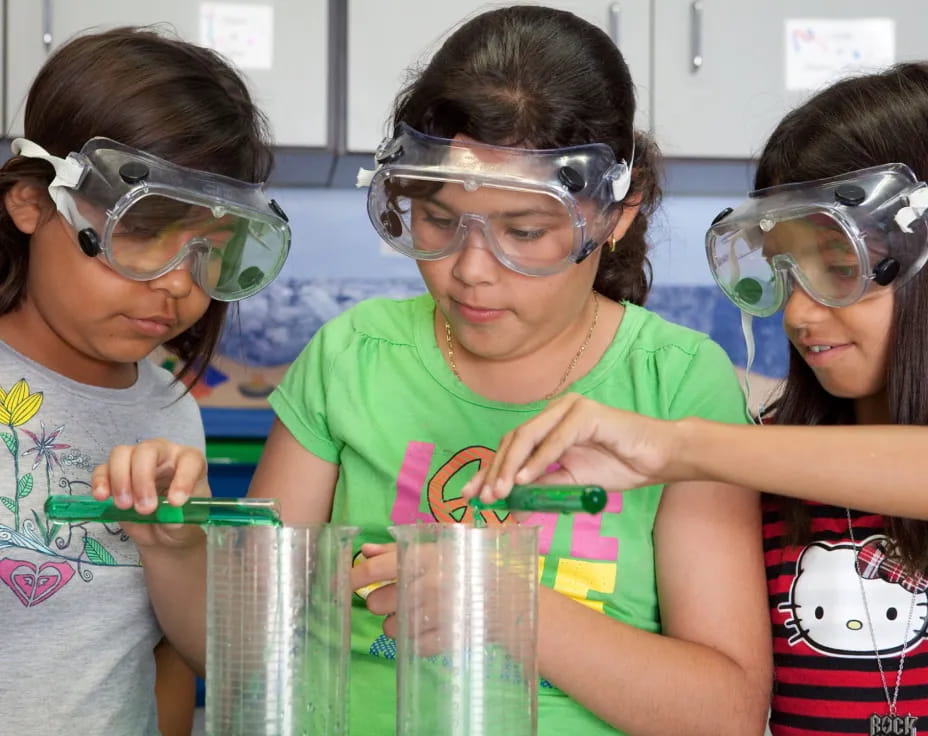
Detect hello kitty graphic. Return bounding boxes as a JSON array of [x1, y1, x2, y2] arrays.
[[779, 536, 928, 658]]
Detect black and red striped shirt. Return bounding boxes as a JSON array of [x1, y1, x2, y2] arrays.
[[764, 498, 928, 736]]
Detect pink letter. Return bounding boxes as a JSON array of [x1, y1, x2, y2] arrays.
[[391, 441, 436, 524], [570, 492, 623, 560]]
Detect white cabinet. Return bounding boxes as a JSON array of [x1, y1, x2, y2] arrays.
[[653, 0, 927, 158], [3, 0, 328, 148], [346, 0, 651, 153], [6, 1, 924, 163]]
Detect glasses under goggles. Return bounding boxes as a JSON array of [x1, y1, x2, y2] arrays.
[[357, 123, 633, 277], [706, 164, 928, 317], [10, 137, 291, 301]]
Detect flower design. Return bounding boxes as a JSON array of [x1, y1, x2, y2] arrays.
[[21, 423, 70, 471], [0, 380, 43, 427], [0, 379, 45, 533], [61, 449, 93, 470]]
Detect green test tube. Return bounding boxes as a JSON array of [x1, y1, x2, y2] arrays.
[[44, 495, 282, 527], [470, 484, 607, 514]]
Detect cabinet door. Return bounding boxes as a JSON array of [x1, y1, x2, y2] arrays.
[[4, 0, 327, 147], [653, 0, 925, 158], [346, 0, 651, 153]]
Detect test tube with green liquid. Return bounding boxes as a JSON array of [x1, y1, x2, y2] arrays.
[[469, 484, 607, 514], [44, 495, 282, 526]]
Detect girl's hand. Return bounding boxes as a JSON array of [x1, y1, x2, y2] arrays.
[[352, 543, 400, 636], [352, 542, 443, 654], [90, 438, 210, 550], [462, 393, 680, 504]]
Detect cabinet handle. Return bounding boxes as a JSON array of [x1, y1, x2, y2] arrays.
[[42, 0, 53, 52], [608, 3, 621, 47], [690, 0, 704, 71]]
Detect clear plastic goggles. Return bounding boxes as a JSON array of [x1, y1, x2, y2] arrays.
[[10, 138, 291, 302], [357, 124, 633, 277], [706, 164, 928, 317]]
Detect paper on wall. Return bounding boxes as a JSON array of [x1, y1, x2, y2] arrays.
[[200, 3, 274, 70], [785, 18, 895, 92]]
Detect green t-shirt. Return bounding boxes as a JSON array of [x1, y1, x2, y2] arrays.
[[269, 293, 747, 735]]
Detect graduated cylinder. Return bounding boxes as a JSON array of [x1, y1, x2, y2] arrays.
[[205, 524, 358, 736], [391, 523, 540, 736]]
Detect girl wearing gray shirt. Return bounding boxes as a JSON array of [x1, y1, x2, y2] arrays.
[[0, 27, 288, 735]]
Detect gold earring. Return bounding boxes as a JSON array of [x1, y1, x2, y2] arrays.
[[608, 236, 617, 253]]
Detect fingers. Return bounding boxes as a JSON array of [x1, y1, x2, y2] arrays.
[[97, 443, 153, 510], [351, 545, 398, 591], [382, 611, 399, 640], [382, 606, 444, 657], [377, 584, 443, 656], [353, 550, 401, 632], [465, 394, 582, 502], [365, 581, 398, 617], [354, 542, 444, 653], [90, 463, 115, 501], [91, 439, 207, 514], [476, 430, 516, 501], [127, 442, 165, 513], [164, 448, 208, 505], [509, 399, 598, 485], [493, 395, 584, 496], [459, 467, 487, 500], [360, 542, 392, 558]]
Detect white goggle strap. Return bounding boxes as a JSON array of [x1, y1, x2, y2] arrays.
[[10, 138, 93, 232], [739, 309, 759, 425], [611, 162, 632, 201], [610, 139, 635, 202], [356, 165, 379, 188], [894, 186, 928, 233]]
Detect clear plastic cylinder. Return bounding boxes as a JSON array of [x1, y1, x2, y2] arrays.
[[205, 524, 357, 736], [390, 523, 539, 736]]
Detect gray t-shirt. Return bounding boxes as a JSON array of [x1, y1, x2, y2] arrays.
[[0, 341, 205, 735]]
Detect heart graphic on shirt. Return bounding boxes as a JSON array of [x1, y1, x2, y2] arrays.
[[0, 558, 76, 607]]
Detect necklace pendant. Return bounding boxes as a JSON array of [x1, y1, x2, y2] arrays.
[[869, 714, 917, 735]]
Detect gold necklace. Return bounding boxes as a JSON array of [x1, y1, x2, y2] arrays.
[[444, 291, 599, 401]]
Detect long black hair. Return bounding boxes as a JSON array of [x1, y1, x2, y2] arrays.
[[758, 63, 928, 572]]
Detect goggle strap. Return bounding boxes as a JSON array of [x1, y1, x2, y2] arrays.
[[611, 163, 632, 201], [894, 186, 928, 233], [11, 137, 84, 190], [610, 139, 635, 202], [11, 138, 89, 231], [356, 166, 378, 188], [740, 309, 759, 425]]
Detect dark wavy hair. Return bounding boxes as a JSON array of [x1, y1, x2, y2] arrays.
[[758, 62, 928, 573], [389, 4, 660, 304], [0, 26, 273, 384]]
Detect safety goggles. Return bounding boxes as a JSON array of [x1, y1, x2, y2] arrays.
[[10, 137, 290, 301], [706, 164, 928, 317], [356, 123, 633, 277]]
